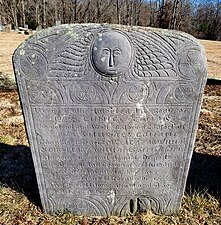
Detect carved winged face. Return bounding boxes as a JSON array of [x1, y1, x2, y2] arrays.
[[91, 31, 132, 77]]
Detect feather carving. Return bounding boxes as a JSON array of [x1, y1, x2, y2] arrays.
[[48, 35, 92, 78], [130, 32, 176, 78]]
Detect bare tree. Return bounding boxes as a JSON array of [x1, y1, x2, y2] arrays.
[[169, 0, 179, 29], [111, 0, 121, 24], [35, 0, 41, 26], [72, 0, 77, 22], [0, 0, 220, 40], [43, 0, 46, 27], [11, 0, 18, 29], [157, 0, 165, 27]]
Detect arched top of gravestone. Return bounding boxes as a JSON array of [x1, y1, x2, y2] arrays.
[[13, 23, 207, 83]]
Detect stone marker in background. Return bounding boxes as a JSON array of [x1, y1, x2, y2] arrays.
[[36, 25, 42, 31], [55, 20, 61, 26], [5, 24, 11, 33], [13, 24, 207, 216]]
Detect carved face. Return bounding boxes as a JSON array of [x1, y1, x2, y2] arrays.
[[91, 31, 132, 77]]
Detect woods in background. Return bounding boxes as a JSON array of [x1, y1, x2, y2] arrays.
[[0, 0, 220, 40]]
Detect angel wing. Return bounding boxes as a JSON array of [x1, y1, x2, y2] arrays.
[[130, 32, 177, 78], [48, 34, 93, 79]]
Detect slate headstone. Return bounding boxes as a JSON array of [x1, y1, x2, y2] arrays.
[[13, 24, 207, 216]]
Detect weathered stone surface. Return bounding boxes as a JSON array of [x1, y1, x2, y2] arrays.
[[13, 24, 207, 216]]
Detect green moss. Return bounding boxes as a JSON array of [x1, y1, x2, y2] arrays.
[[0, 135, 17, 145]]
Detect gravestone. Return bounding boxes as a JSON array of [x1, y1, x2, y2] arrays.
[[36, 25, 42, 31], [55, 20, 61, 26], [13, 24, 207, 216], [5, 24, 11, 33]]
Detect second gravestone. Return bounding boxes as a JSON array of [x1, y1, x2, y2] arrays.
[[13, 24, 207, 216]]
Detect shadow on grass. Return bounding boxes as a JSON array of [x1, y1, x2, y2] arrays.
[[186, 151, 221, 199], [0, 143, 41, 207], [0, 143, 220, 209]]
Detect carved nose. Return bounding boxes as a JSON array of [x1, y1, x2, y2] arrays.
[[109, 52, 114, 67]]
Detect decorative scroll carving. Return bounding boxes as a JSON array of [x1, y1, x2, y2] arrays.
[[19, 48, 48, 80], [173, 83, 194, 102], [118, 83, 149, 104], [54, 194, 171, 216], [27, 82, 62, 104], [177, 46, 205, 80], [70, 83, 97, 103], [156, 82, 195, 104]]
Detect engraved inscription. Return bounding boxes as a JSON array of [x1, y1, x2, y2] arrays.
[[32, 105, 190, 200]]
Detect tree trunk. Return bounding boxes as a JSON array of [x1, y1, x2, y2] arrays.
[[136, 0, 143, 26], [35, 0, 40, 26], [96, 0, 101, 23], [169, 0, 179, 29], [130, 0, 134, 26], [149, 0, 157, 27], [116, 0, 121, 24], [12, 0, 18, 29], [43, 0, 46, 27], [81, 0, 91, 23], [158, 0, 165, 28], [124, 0, 131, 25], [21, 0, 25, 27], [55, 0, 58, 21], [73, 0, 77, 22]]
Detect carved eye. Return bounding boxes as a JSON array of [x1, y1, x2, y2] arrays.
[[113, 48, 122, 56], [102, 48, 110, 55]]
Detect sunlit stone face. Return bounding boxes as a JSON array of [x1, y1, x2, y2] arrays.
[[91, 31, 132, 77]]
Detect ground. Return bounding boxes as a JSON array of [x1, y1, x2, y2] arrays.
[[0, 32, 220, 224], [200, 40, 221, 79]]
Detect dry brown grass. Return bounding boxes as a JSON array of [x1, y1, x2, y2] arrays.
[[0, 91, 27, 146], [0, 32, 29, 77], [199, 40, 221, 79], [196, 86, 221, 156]]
